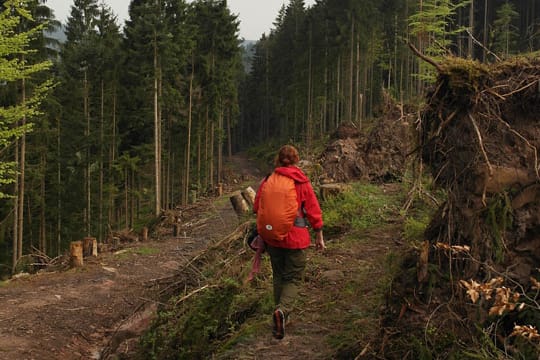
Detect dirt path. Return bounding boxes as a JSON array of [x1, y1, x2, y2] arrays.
[[0, 154, 404, 359], [0, 153, 262, 360]]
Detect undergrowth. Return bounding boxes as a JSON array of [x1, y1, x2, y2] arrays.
[[137, 180, 435, 359], [321, 182, 404, 236]]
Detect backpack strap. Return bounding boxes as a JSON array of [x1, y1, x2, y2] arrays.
[[293, 182, 308, 228]]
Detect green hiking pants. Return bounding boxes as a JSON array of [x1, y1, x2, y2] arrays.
[[266, 245, 307, 316]]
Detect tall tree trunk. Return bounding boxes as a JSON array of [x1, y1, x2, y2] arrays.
[[99, 80, 104, 242], [348, 17, 354, 123], [12, 140, 19, 272], [17, 76, 27, 262], [322, 59, 327, 135], [125, 169, 129, 228], [306, 30, 313, 147], [57, 116, 61, 256], [153, 31, 161, 216], [40, 153, 46, 254], [186, 58, 193, 202], [482, 0, 488, 61], [109, 87, 117, 229], [335, 55, 341, 126], [197, 129, 201, 192], [217, 104, 223, 184], [205, 107, 209, 190], [210, 121, 214, 188], [84, 70, 91, 236], [226, 108, 232, 159], [356, 31, 361, 127], [469, 0, 474, 58]]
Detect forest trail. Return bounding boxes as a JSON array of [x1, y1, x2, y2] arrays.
[[0, 153, 404, 359], [0, 153, 263, 360]]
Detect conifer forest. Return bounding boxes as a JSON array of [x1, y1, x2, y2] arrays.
[[1, 0, 540, 358], [1, 0, 539, 275]]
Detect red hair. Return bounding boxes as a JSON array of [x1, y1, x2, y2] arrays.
[[275, 145, 299, 167]]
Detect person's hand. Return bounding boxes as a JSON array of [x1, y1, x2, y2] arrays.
[[314, 230, 325, 251]]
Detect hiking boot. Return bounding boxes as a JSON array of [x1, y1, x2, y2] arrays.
[[272, 308, 285, 339]]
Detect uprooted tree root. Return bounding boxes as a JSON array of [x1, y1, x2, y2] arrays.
[[384, 55, 540, 358]]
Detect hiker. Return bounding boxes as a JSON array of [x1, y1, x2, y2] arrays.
[[253, 145, 325, 340]]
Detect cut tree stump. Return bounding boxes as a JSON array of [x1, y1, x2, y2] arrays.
[[230, 191, 250, 215], [217, 183, 223, 196], [70, 241, 83, 267], [241, 186, 256, 208], [83, 237, 98, 257], [141, 227, 148, 242]]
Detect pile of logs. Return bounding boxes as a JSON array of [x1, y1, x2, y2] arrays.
[[230, 186, 256, 215]]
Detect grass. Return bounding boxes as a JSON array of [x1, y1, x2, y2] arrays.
[[321, 182, 404, 236]]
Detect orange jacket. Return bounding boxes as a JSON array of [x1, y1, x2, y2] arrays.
[[254, 166, 323, 249]]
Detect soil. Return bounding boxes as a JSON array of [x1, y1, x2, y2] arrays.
[[0, 152, 404, 360]]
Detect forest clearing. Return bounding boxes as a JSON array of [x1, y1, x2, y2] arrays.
[[1, 0, 540, 359]]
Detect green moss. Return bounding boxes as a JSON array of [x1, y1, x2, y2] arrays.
[[321, 182, 403, 235]]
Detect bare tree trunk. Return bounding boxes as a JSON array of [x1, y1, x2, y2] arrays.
[[468, 0, 474, 58], [57, 116, 61, 256], [185, 59, 194, 205], [227, 108, 232, 160], [17, 76, 27, 263], [99, 80, 104, 242], [12, 140, 19, 272], [84, 69, 91, 236], [125, 168, 129, 228], [348, 17, 354, 123], [40, 153, 46, 254], [306, 25, 313, 147], [153, 31, 161, 216], [197, 129, 201, 192], [323, 24, 328, 135], [210, 122, 215, 188], [109, 87, 117, 228], [355, 31, 361, 128], [335, 55, 341, 126], [482, 0, 488, 61], [218, 105, 223, 185]]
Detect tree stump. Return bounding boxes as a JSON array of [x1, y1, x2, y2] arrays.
[[141, 227, 148, 242], [241, 186, 256, 208], [83, 237, 98, 257], [173, 223, 180, 237], [70, 241, 83, 267], [230, 191, 250, 215], [217, 182, 223, 196]]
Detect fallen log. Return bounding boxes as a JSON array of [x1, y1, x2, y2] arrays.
[[241, 186, 256, 208], [230, 191, 250, 215]]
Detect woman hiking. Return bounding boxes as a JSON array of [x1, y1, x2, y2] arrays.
[[253, 145, 325, 340]]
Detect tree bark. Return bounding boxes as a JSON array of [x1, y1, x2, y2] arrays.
[[141, 227, 148, 242], [83, 237, 97, 257], [230, 192, 250, 215], [154, 30, 161, 216], [185, 56, 194, 207], [241, 186, 256, 209], [70, 241, 84, 267]]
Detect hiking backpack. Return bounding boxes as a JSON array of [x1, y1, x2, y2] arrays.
[[256, 172, 299, 241]]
